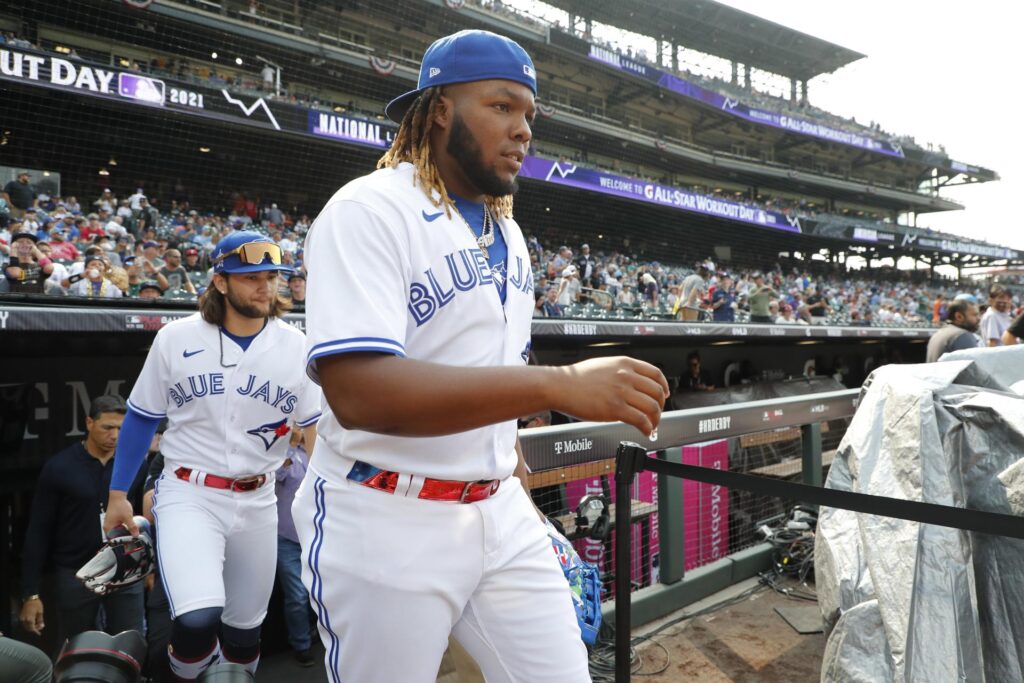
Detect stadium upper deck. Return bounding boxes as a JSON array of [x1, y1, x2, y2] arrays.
[[0, 0, 1017, 272]]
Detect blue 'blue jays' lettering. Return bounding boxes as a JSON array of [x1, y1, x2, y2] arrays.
[[169, 373, 225, 407], [507, 256, 533, 294], [409, 249, 533, 326], [234, 374, 297, 413]]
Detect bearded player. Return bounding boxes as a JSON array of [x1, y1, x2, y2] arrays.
[[104, 231, 321, 681], [297, 30, 669, 682]]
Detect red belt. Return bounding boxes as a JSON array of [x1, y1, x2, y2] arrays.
[[357, 468, 500, 503], [174, 467, 267, 492]]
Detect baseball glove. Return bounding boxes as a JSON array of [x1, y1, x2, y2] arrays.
[[76, 516, 155, 595], [546, 518, 602, 645]]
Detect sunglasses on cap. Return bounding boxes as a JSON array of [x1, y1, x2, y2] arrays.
[[215, 241, 283, 266]]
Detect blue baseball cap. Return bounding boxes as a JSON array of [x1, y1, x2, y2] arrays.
[[212, 230, 292, 274], [385, 30, 536, 123]]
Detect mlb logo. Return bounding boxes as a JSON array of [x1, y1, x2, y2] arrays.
[[523, 64, 535, 79], [429, 67, 441, 78]]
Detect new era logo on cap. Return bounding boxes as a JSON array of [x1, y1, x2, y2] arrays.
[[385, 30, 537, 123]]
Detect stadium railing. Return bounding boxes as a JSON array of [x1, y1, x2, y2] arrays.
[[518, 388, 858, 627]]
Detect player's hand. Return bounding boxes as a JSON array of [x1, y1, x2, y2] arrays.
[[104, 492, 138, 536], [19, 598, 44, 636], [553, 357, 670, 436]]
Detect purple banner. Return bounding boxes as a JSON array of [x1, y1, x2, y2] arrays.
[[307, 110, 394, 148], [519, 157, 802, 233], [587, 46, 905, 159]]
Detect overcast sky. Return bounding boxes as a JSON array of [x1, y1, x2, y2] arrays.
[[715, 0, 1021, 251], [509, 0, 1020, 253]]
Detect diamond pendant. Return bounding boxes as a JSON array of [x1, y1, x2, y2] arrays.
[[478, 238, 489, 259]]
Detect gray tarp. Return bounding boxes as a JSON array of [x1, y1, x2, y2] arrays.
[[816, 345, 1024, 682]]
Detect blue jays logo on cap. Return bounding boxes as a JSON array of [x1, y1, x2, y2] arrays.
[[385, 30, 536, 123]]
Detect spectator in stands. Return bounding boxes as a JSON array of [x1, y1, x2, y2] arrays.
[[138, 281, 163, 300], [618, 283, 636, 306], [682, 351, 714, 391], [748, 273, 778, 324], [286, 272, 306, 307], [128, 188, 147, 215], [68, 254, 123, 298], [542, 287, 564, 317], [105, 214, 129, 241], [804, 285, 831, 323], [677, 265, 707, 321], [47, 226, 79, 261], [36, 240, 69, 295], [5, 231, 53, 294], [137, 197, 161, 236], [20, 208, 40, 235], [932, 292, 947, 324], [553, 245, 572, 271], [1003, 312, 1023, 345], [181, 246, 206, 283], [267, 202, 285, 226], [157, 248, 196, 295], [93, 188, 116, 213], [641, 272, 659, 306], [2, 171, 36, 219], [275, 425, 316, 667], [926, 299, 980, 362], [19, 395, 146, 647], [557, 265, 581, 307], [710, 275, 736, 323], [775, 303, 805, 324], [576, 243, 597, 284], [979, 285, 1013, 347]]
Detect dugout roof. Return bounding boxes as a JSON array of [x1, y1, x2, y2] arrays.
[[546, 0, 866, 81]]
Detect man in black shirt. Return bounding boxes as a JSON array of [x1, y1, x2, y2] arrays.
[[682, 350, 715, 391], [19, 395, 147, 646], [2, 171, 36, 218]]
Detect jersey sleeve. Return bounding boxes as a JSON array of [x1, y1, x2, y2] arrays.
[[304, 199, 410, 384], [294, 375, 323, 428], [127, 329, 170, 418]]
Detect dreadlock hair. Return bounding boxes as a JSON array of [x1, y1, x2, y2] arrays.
[[378, 87, 515, 219]]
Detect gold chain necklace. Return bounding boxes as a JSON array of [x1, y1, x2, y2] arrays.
[[450, 202, 495, 259]]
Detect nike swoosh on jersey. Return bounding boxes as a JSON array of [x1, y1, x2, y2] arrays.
[[183, 349, 204, 358], [422, 210, 444, 222]]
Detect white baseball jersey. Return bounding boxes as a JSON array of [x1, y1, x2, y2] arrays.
[[128, 313, 321, 476], [304, 162, 535, 482]]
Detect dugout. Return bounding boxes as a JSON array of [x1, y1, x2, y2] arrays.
[[0, 295, 928, 641]]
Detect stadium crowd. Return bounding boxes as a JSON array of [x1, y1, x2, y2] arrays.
[[0, 177, 308, 307], [525, 239, 1023, 334], [3, 174, 1019, 334]]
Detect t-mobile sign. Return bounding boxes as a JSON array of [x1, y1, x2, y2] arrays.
[[682, 439, 729, 571]]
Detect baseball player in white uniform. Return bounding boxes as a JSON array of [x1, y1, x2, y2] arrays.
[[104, 230, 321, 681], [296, 30, 669, 682]]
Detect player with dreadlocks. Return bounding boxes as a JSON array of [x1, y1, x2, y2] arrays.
[[296, 30, 669, 681]]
